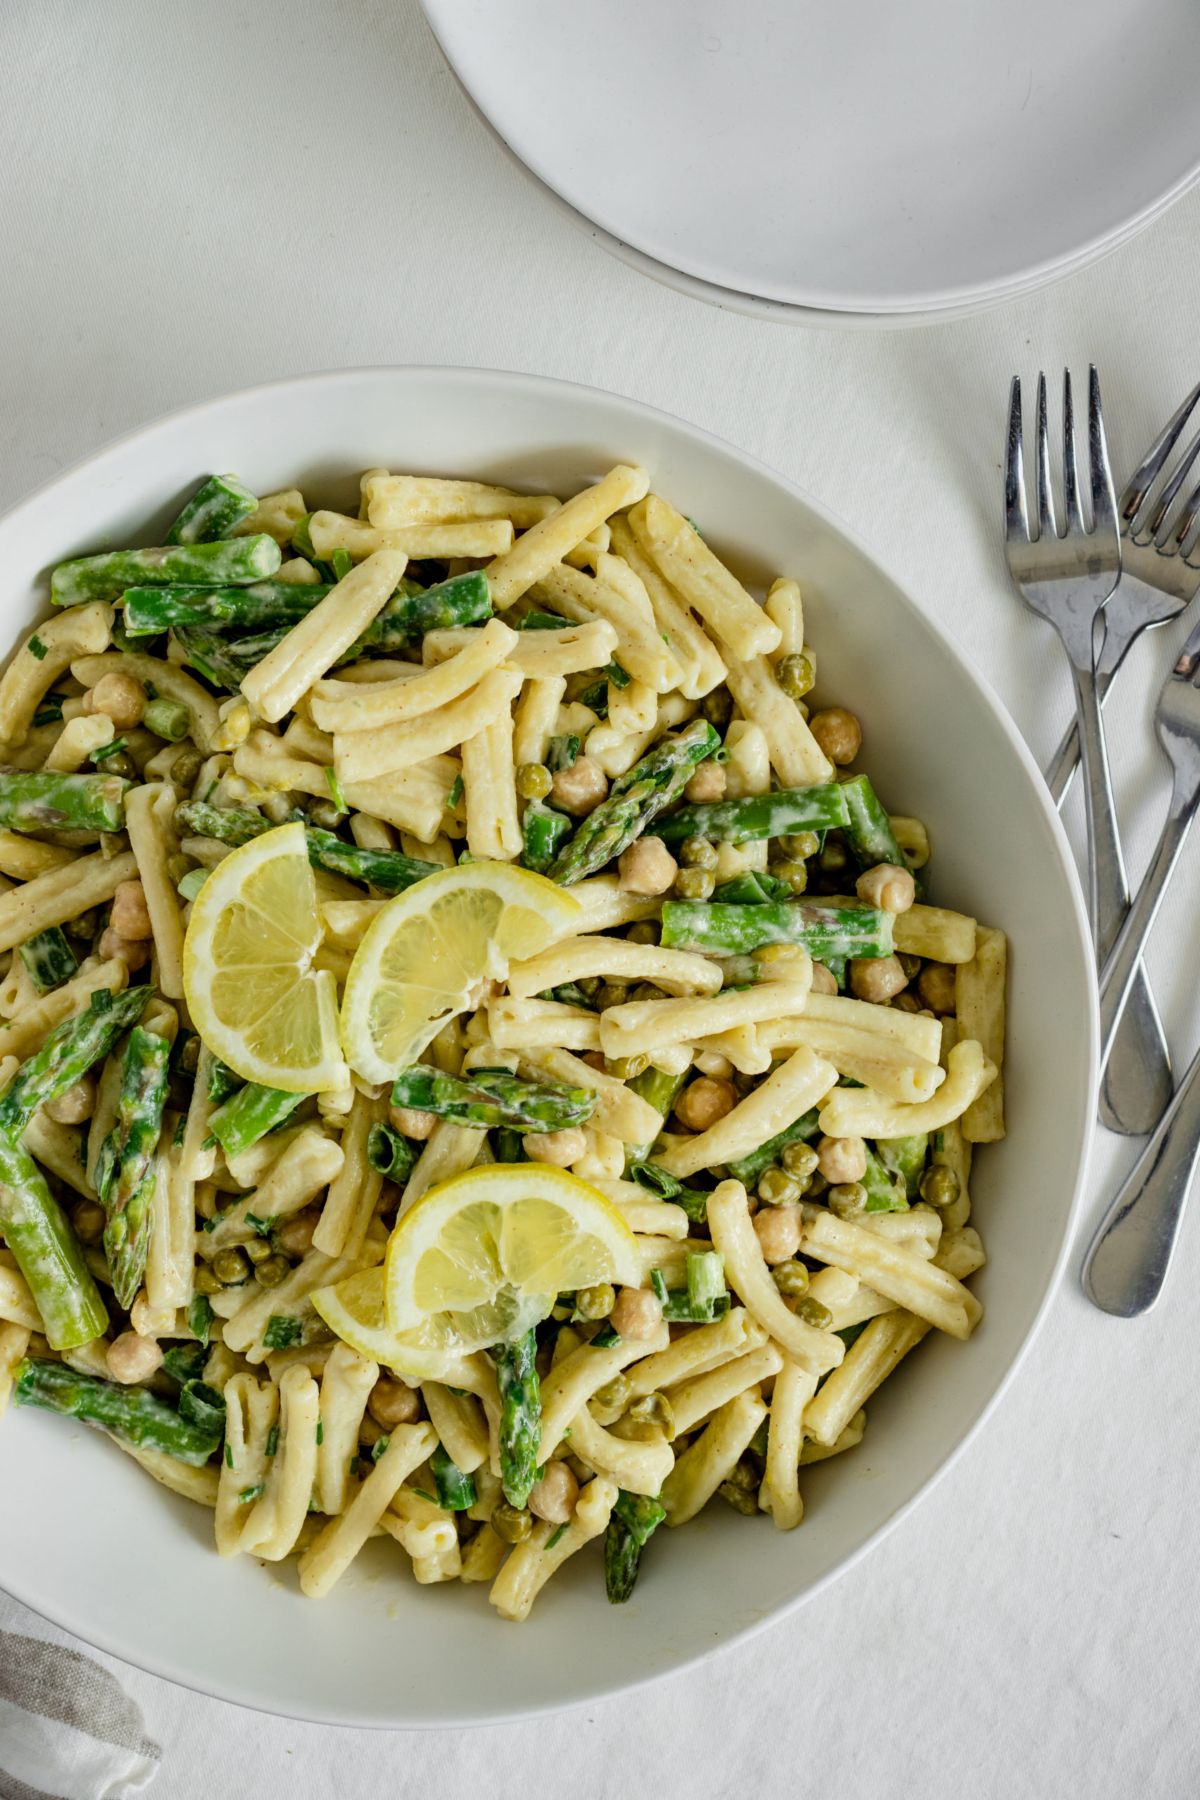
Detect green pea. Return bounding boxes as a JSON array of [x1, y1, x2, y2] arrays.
[[491, 1501, 533, 1543], [719, 1480, 759, 1515], [757, 1167, 801, 1206], [679, 835, 717, 870], [193, 1263, 223, 1296], [243, 1234, 273, 1265], [828, 1183, 867, 1221], [575, 1282, 616, 1320], [593, 1374, 631, 1413], [769, 858, 809, 894], [606, 1053, 649, 1080], [625, 921, 658, 945], [254, 1253, 292, 1287], [212, 1246, 251, 1286], [171, 747, 203, 789], [819, 838, 849, 874], [674, 867, 715, 901], [793, 1295, 833, 1330], [772, 1260, 810, 1299], [920, 1166, 960, 1209], [596, 980, 630, 1010], [624, 1392, 675, 1440], [781, 1141, 819, 1183], [782, 831, 821, 860], [775, 652, 815, 700], [516, 762, 553, 800], [700, 688, 733, 728]]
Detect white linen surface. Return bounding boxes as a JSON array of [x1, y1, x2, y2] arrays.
[[1, 2, 1199, 1796]]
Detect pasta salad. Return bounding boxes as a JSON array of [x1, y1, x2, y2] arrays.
[[0, 462, 1005, 1620]]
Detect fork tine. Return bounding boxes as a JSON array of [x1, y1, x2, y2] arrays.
[[1062, 370, 1084, 534], [1035, 372, 1057, 541], [1088, 364, 1118, 540], [1149, 425, 1200, 547], [1121, 376, 1200, 532], [1004, 377, 1029, 544]]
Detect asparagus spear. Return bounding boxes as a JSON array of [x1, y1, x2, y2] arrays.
[[861, 1149, 909, 1213], [876, 1133, 929, 1201], [0, 769, 130, 834], [493, 1329, 541, 1508], [626, 1064, 687, 1163], [390, 1065, 595, 1133], [659, 899, 894, 960], [208, 1081, 304, 1159], [95, 1026, 171, 1309], [19, 926, 78, 994], [0, 985, 154, 1140], [355, 570, 492, 652], [206, 1058, 243, 1105], [652, 1250, 729, 1322], [124, 579, 330, 635], [431, 1443, 477, 1511], [164, 474, 258, 546], [840, 773, 908, 870], [175, 803, 441, 893], [521, 802, 571, 874], [51, 535, 281, 606], [12, 1358, 223, 1465], [726, 1108, 821, 1186], [172, 624, 280, 690], [366, 1123, 416, 1182], [656, 784, 849, 846], [604, 1489, 666, 1603], [0, 1139, 108, 1348], [711, 871, 792, 904], [548, 720, 720, 885]]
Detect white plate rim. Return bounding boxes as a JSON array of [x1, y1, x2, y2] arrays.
[[0, 365, 1099, 1725], [420, 0, 1200, 319]]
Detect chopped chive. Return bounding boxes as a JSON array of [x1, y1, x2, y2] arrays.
[[27, 636, 47, 661]]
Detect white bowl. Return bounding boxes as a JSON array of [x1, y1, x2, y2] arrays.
[[0, 367, 1097, 1725]]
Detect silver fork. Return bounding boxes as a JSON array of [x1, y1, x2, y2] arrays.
[[1084, 621, 1200, 1313], [1005, 368, 1166, 1135], [1043, 378, 1200, 805]]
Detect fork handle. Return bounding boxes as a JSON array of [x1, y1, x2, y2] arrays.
[[1070, 660, 1174, 1135], [1083, 1033, 1200, 1315], [1045, 667, 1115, 806], [1099, 780, 1198, 1061]]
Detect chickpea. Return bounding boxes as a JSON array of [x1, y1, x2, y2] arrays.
[[617, 836, 678, 896], [106, 1330, 163, 1385], [674, 1076, 737, 1133], [809, 706, 862, 765], [809, 961, 839, 996], [684, 761, 726, 803], [275, 1207, 320, 1256], [110, 879, 154, 940], [849, 954, 909, 1002], [389, 1104, 435, 1141], [917, 962, 958, 1014], [609, 1285, 664, 1341], [523, 1126, 587, 1167], [84, 672, 145, 730], [368, 1375, 421, 1429], [753, 1203, 803, 1264], [97, 927, 152, 972], [855, 862, 916, 914], [817, 1134, 868, 1185], [46, 1074, 96, 1124], [71, 1198, 108, 1244], [528, 1459, 579, 1525], [550, 754, 608, 815]]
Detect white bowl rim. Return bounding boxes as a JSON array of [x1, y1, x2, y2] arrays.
[[0, 364, 1099, 1727]]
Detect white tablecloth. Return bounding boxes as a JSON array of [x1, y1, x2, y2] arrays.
[[2, 3, 1199, 1795]]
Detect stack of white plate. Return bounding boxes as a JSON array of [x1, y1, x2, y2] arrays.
[[422, 0, 1200, 324]]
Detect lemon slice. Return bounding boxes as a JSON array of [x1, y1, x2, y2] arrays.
[[311, 1267, 474, 1382], [183, 821, 346, 1093], [338, 860, 582, 1083], [383, 1164, 640, 1352]]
